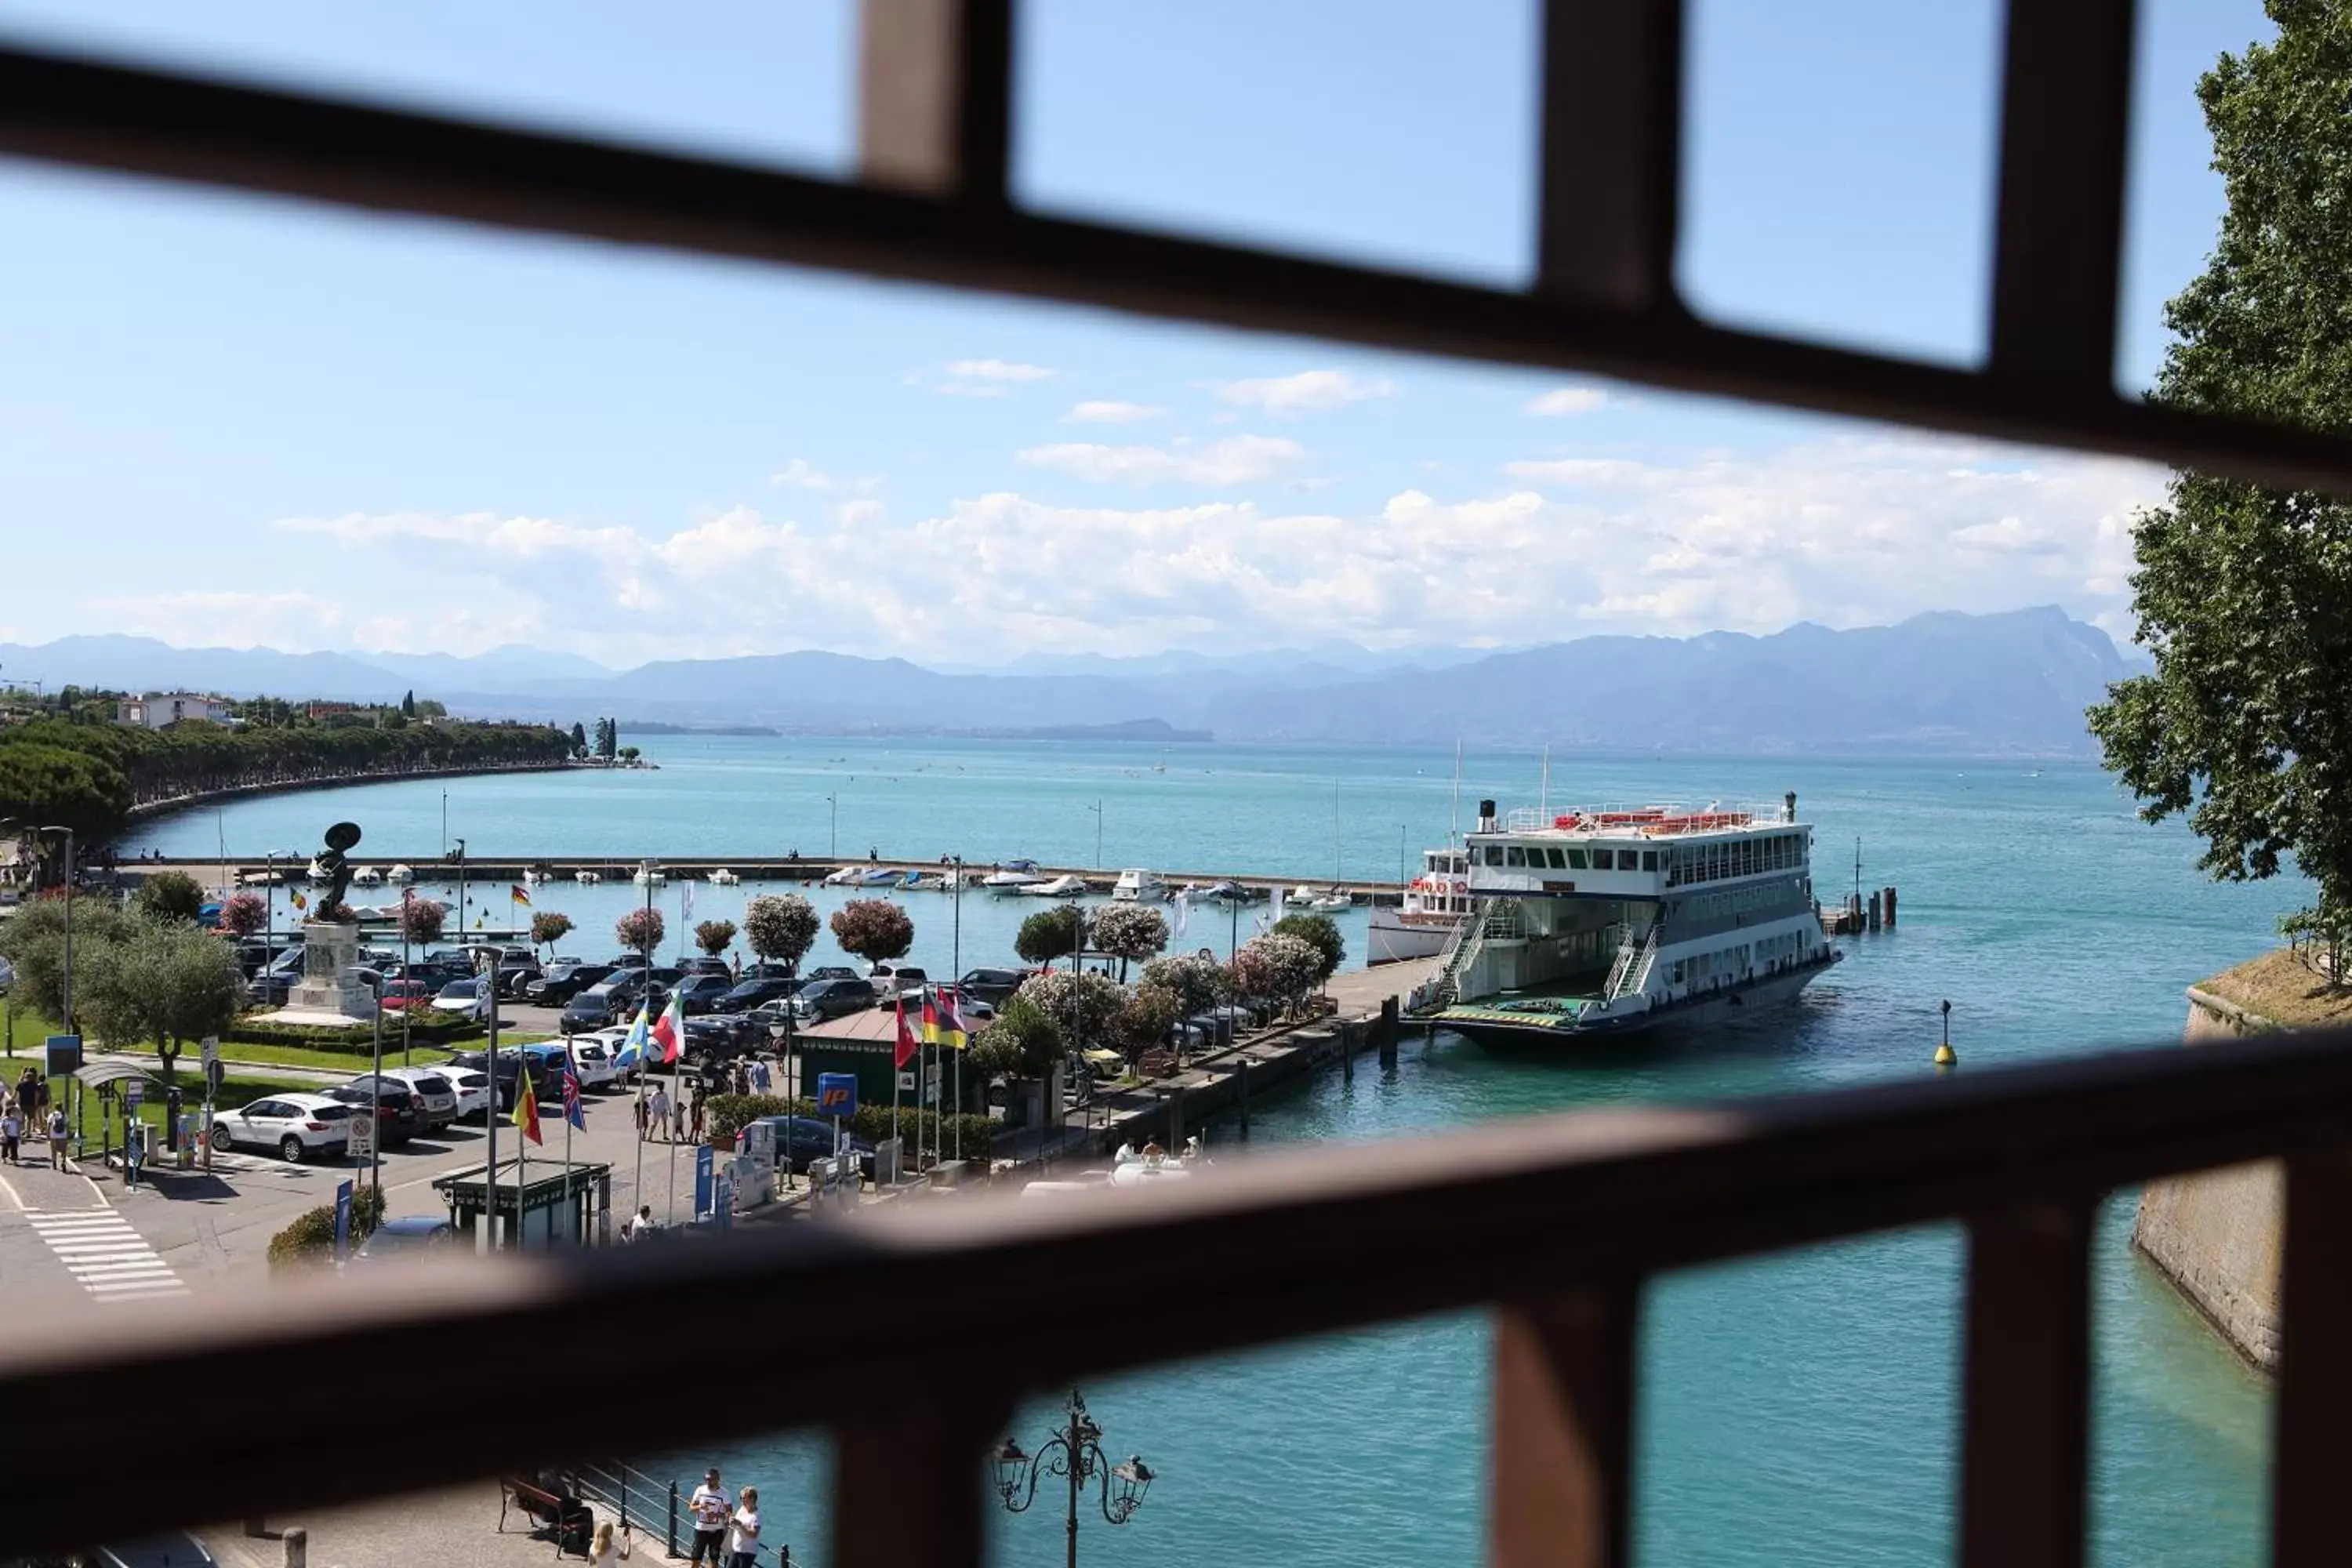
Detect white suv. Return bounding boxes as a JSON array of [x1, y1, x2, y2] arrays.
[[209, 1092, 353, 1163], [376, 1066, 463, 1129], [568, 1034, 625, 1091]]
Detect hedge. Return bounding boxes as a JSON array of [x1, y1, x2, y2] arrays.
[[267, 1183, 387, 1271], [227, 1015, 486, 1052], [706, 1093, 995, 1156]]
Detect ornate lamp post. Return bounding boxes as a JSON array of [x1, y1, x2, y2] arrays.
[[993, 1388, 1154, 1568]]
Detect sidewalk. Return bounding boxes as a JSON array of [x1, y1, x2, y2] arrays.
[[205, 1481, 565, 1568]]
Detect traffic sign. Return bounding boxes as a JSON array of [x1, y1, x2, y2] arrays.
[[123, 1080, 143, 1112], [199, 1036, 219, 1070], [345, 1110, 376, 1162], [42, 1034, 80, 1076]]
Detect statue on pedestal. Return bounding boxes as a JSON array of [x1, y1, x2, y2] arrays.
[[314, 821, 362, 920]]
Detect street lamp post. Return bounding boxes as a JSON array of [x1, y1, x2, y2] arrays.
[[826, 793, 837, 861], [994, 1389, 1154, 1568], [1086, 799, 1102, 870], [36, 826, 74, 1031]]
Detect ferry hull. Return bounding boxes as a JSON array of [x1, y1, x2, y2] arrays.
[[1435, 954, 1838, 1047]]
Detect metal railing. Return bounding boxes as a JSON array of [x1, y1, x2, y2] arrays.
[[5, 1025, 2352, 1565]]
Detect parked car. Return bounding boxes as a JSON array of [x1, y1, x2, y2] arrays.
[[561, 978, 644, 1034], [370, 1067, 460, 1130], [720, 976, 800, 1014], [496, 962, 543, 1000], [789, 977, 878, 1022], [744, 960, 800, 981], [209, 1093, 352, 1163], [680, 1014, 760, 1073], [769, 1116, 878, 1179], [390, 1062, 489, 1120], [958, 967, 1027, 1007], [430, 978, 491, 1022], [376, 978, 437, 1013], [807, 965, 859, 983], [869, 963, 927, 995], [0, 953, 11, 997], [324, 1078, 427, 1146], [568, 1036, 623, 1091], [680, 956, 733, 977], [670, 974, 735, 1015], [525, 962, 615, 1006], [608, 953, 651, 971], [350, 1216, 458, 1263]]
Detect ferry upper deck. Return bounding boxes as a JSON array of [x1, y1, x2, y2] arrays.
[[1461, 795, 1812, 902]]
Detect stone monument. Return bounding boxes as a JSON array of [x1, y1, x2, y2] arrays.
[[268, 821, 377, 1027]]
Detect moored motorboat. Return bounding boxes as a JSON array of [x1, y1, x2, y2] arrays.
[[822, 866, 864, 887], [350, 866, 383, 886], [1370, 846, 1470, 964], [1112, 869, 1168, 902], [1022, 874, 1088, 898], [575, 869, 602, 884], [984, 859, 1047, 893], [384, 864, 414, 884], [708, 868, 739, 885], [633, 866, 668, 887]]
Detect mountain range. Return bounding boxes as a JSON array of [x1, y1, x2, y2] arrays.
[[0, 608, 2142, 755]]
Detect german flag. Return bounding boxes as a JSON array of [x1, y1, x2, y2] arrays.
[[510, 884, 532, 906]]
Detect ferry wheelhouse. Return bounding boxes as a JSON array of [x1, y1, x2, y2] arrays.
[[1425, 793, 1838, 1044], [1369, 848, 1474, 964]]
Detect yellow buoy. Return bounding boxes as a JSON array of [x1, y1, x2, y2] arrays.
[[1934, 1041, 1957, 1068]]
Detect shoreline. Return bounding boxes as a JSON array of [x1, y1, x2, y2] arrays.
[[123, 759, 597, 832]]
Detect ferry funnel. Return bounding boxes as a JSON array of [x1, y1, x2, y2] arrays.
[[1784, 790, 1798, 823], [1476, 799, 1498, 833]]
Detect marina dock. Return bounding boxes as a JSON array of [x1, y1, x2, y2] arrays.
[[138, 854, 1410, 904]]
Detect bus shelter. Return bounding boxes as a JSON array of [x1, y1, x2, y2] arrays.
[[434, 1159, 613, 1249]]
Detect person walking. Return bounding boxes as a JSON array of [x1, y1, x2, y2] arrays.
[[687, 1468, 731, 1567], [689, 1092, 706, 1144], [726, 1486, 760, 1568], [586, 1520, 632, 1567], [1, 1101, 20, 1166], [623, 1204, 654, 1242], [672, 1091, 688, 1143], [46, 1105, 68, 1170], [647, 1084, 671, 1145], [634, 1092, 650, 1140]]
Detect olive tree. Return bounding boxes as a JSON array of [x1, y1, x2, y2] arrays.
[[78, 919, 243, 1083], [132, 869, 206, 924], [1271, 913, 1345, 985], [1014, 905, 1082, 969]]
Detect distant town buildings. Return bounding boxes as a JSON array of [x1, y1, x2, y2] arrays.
[[114, 691, 233, 728]]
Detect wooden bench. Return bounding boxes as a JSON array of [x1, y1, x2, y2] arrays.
[[499, 1474, 593, 1559]]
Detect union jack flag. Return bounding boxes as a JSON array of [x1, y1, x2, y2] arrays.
[[561, 1052, 586, 1131]]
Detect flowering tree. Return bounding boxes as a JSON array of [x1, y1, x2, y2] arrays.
[[218, 891, 267, 937], [970, 993, 1065, 1080], [528, 910, 575, 955], [743, 894, 819, 969], [1140, 952, 1230, 1017], [695, 918, 739, 958], [1017, 969, 1125, 1047], [1231, 933, 1323, 1015], [399, 898, 448, 946], [1089, 903, 1171, 980], [830, 898, 913, 968], [1113, 983, 1181, 1056], [615, 906, 665, 959], [1270, 913, 1345, 984]]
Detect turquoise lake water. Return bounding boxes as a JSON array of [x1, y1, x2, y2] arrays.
[[125, 738, 2300, 1566]]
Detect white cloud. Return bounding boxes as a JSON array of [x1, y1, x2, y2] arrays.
[[241, 433, 2161, 665], [1016, 435, 1306, 486], [1527, 386, 1609, 416], [1064, 401, 1165, 424], [1215, 369, 1396, 416], [946, 358, 1053, 383]]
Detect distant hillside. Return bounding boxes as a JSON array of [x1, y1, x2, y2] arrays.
[[0, 608, 2138, 754]]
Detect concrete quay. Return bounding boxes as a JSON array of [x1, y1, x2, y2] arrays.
[[141, 852, 1410, 904]]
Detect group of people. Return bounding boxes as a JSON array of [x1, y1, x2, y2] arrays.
[[578, 1465, 774, 1567], [3, 1068, 66, 1169], [634, 1080, 705, 1143]]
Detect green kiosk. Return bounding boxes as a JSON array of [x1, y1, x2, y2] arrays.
[[434, 1158, 614, 1249]]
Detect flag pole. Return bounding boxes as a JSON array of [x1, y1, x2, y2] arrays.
[[514, 1071, 528, 1250], [892, 993, 902, 1153]]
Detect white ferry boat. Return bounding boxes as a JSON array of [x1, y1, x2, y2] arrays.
[[1370, 848, 1473, 964], [1422, 794, 1838, 1045]]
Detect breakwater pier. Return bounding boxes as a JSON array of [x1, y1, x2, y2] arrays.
[[142, 853, 1410, 904]]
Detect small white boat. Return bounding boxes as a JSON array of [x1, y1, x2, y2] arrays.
[[524, 868, 553, 884], [1022, 874, 1089, 898], [709, 868, 740, 885], [1112, 869, 1168, 902], [385, 864, 415, 885], [575, 869, 603, 885], [1308, 894, 1352, 913], [238, 869, 285, 886], [823, 866, 865, 887], [350, 866, 383, 886], [984, 859, 1047, 893], [633, 866, 668, 887]]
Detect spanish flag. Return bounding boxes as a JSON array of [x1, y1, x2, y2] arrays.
[[510, 884, 531, 906], [289, 889, 308, 912], [512, 1066, 543, 1146]]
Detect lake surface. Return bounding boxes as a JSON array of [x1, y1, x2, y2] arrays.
[[126, 738, 2299, 1566]]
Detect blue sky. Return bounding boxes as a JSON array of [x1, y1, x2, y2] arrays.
[[0, 1, 2274, 668]]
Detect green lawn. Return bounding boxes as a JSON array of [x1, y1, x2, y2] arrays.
[[215, 1040, 454, 1073]]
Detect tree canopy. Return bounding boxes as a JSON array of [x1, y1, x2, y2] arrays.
[[529, 910, 575, 953], [743, 895, 819, 968], [1014, 905, 1083, 967], [1271, 913, 1346, 983], [400, 898, 449, 946], [971, 993, 1065, 1080], [132, 869, 207, 924], [1089, 903, 1171, 979], [1140, 952, 1230, 1017], [830, 898, 913, 966], [2087, 4, 2352, 960], [615, 906, 666, 957], [695, 919, 739, 958], [219, 891, 268, 937], [79, 920, 242, 1081]]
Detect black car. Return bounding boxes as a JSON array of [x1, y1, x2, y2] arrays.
[[720, 976, 799, 1013], [496, 962, 543, 1000], [669, 974, 735, 1015], [744, 960, 800, 981], [807, 965, 859, 983], [324, 1078, 426, 1146], [528, 962, 617, 1006], [958, 967, 1027, 1007], [772, 1116, 878, 1179], [680, 1014, 760, 1072], [790, 977, 877, 1022], [445, 1047, 570, 1111], [561, 978, 644, 1033], [680, 956, 733, 978]]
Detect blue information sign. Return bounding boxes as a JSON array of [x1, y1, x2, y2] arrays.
[[333, 1179, 354, 1261], [694, 1144, 714, 1219], [816, 1073, 858, 1117], [42, 1034, 81, 1076]]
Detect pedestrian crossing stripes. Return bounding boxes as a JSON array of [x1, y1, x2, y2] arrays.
[[24, 1209, 188, 1302]]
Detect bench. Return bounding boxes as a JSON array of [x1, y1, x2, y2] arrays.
[[499, 1474, 593, 1559]]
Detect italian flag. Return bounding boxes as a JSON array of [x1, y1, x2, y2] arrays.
[[650, 993, 684, 1065]]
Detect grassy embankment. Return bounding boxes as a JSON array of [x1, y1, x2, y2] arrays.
[[2195, 947, 2352, 1029]]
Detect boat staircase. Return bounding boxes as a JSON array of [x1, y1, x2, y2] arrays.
[[1426, 897, 1521, 1009], [1605, 921, 1662, 1004]]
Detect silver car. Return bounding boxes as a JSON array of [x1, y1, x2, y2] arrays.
[[374, 1067, 461, 1130], [209, 1093, 353, 1163]]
